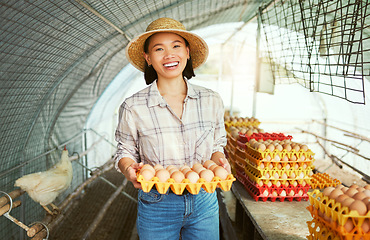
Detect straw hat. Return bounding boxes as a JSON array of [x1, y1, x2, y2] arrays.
[[125, 17, 209, 72]]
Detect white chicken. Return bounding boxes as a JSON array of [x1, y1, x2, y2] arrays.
[[14, 146, 73, 215]]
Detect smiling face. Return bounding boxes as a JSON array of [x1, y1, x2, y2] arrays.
[[144, 32, 190, 81]]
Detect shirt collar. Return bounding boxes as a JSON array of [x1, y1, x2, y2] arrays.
[[147, 79, 199, 107]]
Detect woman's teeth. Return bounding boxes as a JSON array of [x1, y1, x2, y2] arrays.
[[164, 62, 178, 67]]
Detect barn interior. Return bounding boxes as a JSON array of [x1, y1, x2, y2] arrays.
[[1, 0, 370, 239]]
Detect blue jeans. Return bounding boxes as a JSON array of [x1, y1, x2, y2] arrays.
[[137, 188, 220, 240]]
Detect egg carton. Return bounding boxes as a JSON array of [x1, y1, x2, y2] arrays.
[[243, 165, 311, 186], [234, 152, 313, 175], [236, 169, 309, 202], [238, 132, 293, 143], [307, 219, 341, 240], [225, 120, 261, 129], [243, 142, 315, 162], [226, 133, 238, 148], [310, 173, 341, 189], [243, 160, 311, 181], [137, 174, 236, 195], [307, 206, 370, 239], [238, 144, 314, 167], [308, 190, 370, 227]]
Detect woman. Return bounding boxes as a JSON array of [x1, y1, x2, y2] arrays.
[[114, 17, 230, 240]]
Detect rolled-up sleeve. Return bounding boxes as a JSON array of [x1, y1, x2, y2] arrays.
[[212, 93, 227, 154], [114, 102, 139, 171]]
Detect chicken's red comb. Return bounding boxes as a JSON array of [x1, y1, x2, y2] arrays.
[[64, 145, 66, 150]]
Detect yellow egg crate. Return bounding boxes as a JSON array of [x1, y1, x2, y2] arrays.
[[307, 219, 341, 240], [226, 132, 237, 148], [137, 174, 236, 195], [310, 173, 341, 189], [308, 190, 370, 229], [244, 142, 315, 162], [224, 119, 260, 129], [243, 165, 311, 186], [234, 151, 312, 173]]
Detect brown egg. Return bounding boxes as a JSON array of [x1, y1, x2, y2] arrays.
[[323, 187, 335, 197], [276, 181, 281, 188], [186, 171, 199, 183], [203, 160, 216, 169], [213, 166, 228, 180], [141, 169, 155, 181], [363, 197, 370, 209], [208, 164, 218, 171], [365, 185, 370, 190], [257, 143, 266, 151], [349, 200, 367, 215], [344, 219, 354, 232], [283, 144, 292, 151], [292, 180, 298, 187], [346, 188, 359, 198], [363, 189, 370, 197], [166, 165, 177, 172], [275, 144, 283, 151], [362, 219, 370, 233], [181, 167, 192, 175], [329, 189, 343, 200], [300, 145, 309, 151], [171, 171, 185, 183], [194, 166, 206, 174], [179, 165, 190, 171], [267, 144, 275, 151], [357, 187, 366, 192], [192, 163, 204, 172], [199, 169, 215, 182], [350, 184, 359, 189], [353, 192, 367, 201], [141, 164, 155, 174], [292, 144, 300, 151], [342, 198, 355, 208], [154, 164, 164, 171], [336, 194, 349, 204], [155, 169, 170, 182], [168, 167, 179, 175]]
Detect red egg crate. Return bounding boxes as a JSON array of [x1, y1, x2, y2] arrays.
[[238, 132, 293, 143], [236, 169, 309, 202]]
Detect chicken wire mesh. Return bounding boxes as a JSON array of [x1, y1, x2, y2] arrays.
[[0, 0, 266, 238], [259, 0, 370, 104]]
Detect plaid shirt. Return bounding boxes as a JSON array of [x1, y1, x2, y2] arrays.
[[114, 79, 227, 170]]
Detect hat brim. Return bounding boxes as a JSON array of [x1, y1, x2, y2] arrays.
[[125, 29, 209, 72]]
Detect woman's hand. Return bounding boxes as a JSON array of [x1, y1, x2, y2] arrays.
[[123, 162, 143, 189], [218, 157, 231, 174]]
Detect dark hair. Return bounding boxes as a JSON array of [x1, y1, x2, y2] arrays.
[[143, 35, 195, 85]]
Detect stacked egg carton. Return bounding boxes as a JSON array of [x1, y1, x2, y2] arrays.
[[307, 185, 370, 239], [224, 117, 262, 176], [234, 132, 313, 202], [310, 172, 341, 189]]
